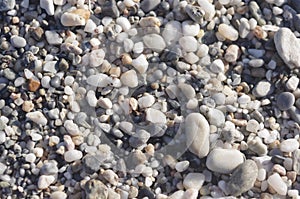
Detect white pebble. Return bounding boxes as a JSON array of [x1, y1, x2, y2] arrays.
[[280, 138, 299, 153], [145, 108, 167, 124], [267, 173, 287, 196], [26, 111, 48, 126], [179, 36, 198, 52], [132, 54, 149, 73], [120, 70, 138, 88], [218, 24, 239, 41], [183, 173, 205, 190], [40, 0, 54, 15], [64, 150, 83, 162], [38, 175, 55, 189]]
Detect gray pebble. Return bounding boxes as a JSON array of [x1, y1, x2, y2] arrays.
[[276, 92, 295, 111], [227, 160, 258, 196], [50, 76, 61, 88], [40, 160, 58, 175], [0, 0, 15, 11], [140, 0, 161, 13], [10, 35, 27, 48]]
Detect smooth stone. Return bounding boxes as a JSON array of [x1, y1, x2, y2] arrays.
[[43, 61, 57, 73], [143, 34, 166, 52], [276, 92, 295, 111], [247, 136, 268, 156], [182, 21, 200, 36], [86, 90, 97, 107], [185, 113, 210, 158], [86, 74, 110, 87], [293, 149, 300, 174], [286, 76, 299, 91], [132, 54, 148, 74], [280, 139, 299, 152], [267, 173, 288, 195], [40, 0, 54, 15], [26, 111, 47, 125], [162, 21, 182, 45], [38, 175, 55, 189], [100, 0, 119, 18], [252, 80, 273, 98], [0, 131, 6, 144], [60, 9, 90, 26], [227, 160, 258, 196], [246, 119, 260, 133], [145, 108, 167, 124], [84, 19, 97, 33], [64, 150, 83, 162], [0, 162, 7, 175], [10, 35, 26, 48], [45, 30, 63, 45], [210, 59, 224, 73], [206, 148, 245, 174], [120, 70, 138, 88], [116, 17, 131, 31], [183, 173, 205, 190], [178, 83, 195, 99], [64, 120, 80, 136], [197, 0, 215, 21], [225, 44, 240, 62], [98, 98, 113, 109], [40, 160, 58, 175], [140, 0, 161, 13], [102, 169, 119, 186], [175, 161, 190, 172], [207, 108, 225, 127], [129, 129, 150, 148], [50, 191, 67, 199], [218, 23, 239, 41], [179, 36, 198, 52], [138, 95, 155, 108], [249, 59, 264, 68], [274, 28, 300, 69], [0, 0, 15, 11]]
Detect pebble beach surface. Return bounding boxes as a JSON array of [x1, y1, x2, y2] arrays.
[[1, 0, 300, 198]]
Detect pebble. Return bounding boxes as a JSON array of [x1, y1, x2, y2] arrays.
[[274, 28, 300, 69], [120, 70, 138, 88], [218, 24, 239, 41], [140, 0, 161, 13], [10, 35, 27, 48], [61, 9, 90, 26], [132, 54, 149, 74], [175, 161, 190, 172], [101, 0, 119, 18], [183, 173, 205, 190], [45, 31, 63, 45], [26, 111, 47, 126], [145, 108, 167, 124], [40, 0, 54, 16], [98, 98, 113, 109], [185, 113, 210, 158], [162, 21, 181, 45], [40, 161, 58, 175], [185, 5, 205, 24], [206, 148, 245, 174], [116, 17, 131, 31], [50, 191, 67, 199], [84, 179, 108, 199], [276, 92, 295, 111], [182, 21, 200, 36], [38, 175, 55, 189], [143, 34, 166, 53], [64, 149, 83, 162], [103, 169, 119, 186], [246, 119, 260, 133], [0, 162, 7, 175], [179, 36, 198, 52], [280, 138, 299, 152], [286, 76, 299, 91], [252, 80, 273, 98], [225, 44, 240, 62], [138, 95, 155, 109], [248, 137, 268, 156], [0, 0, 15, 11], [227, 160, 258, 196], [207, 108, 225, 127], [267, 173, 287, 195], [197, 0, 216, 21], [210, 59, 224, 73]]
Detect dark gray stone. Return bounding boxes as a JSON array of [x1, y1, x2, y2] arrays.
[[277, 92, 295, 111], [140, 0, 161, 13], [227, 160, 258, 196]]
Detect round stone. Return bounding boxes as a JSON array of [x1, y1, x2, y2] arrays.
[[280, 138, 299, 152], [10, 35, 27, 48], [277, 92, 295, 111], [64, 149, 83, 162], [206, 148, 245, 174]]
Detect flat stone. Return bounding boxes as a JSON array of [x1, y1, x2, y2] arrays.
[[183, 173, 205, 190], [26, 111, 47, 126], [218, 23, 239, 41], [206, 148, 245, 174], [146, 108, 166, 124], [185, 113, 210, 158], [274, 28, 300, 69], [64, 149, 83, 162], [143, 34, 166, 53], [280, 139, 299, 153], [227, 160, 258, 196], [267, 173, 288, 196], [10, 35, 26, 48], [45, 30, 62, 45], [276, 92, 295, 111]]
